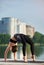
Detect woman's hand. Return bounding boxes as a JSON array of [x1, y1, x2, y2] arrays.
[[4, 58, 7, 62]]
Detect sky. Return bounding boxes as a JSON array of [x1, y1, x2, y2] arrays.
[[0, 0, 44, 34]]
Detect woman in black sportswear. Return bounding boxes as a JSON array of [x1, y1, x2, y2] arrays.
[[4, 34, 35, 62]]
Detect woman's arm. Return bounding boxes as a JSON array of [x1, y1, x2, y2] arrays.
[[4, 43, 10, 61]]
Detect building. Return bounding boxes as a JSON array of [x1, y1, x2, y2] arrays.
[[0, 17, 35, 38], [0, 17, 11, 34], [26, 25, 35, 38]]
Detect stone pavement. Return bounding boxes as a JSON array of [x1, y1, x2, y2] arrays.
[[0, 62, 44, 65], [0, 59, 44, 65]]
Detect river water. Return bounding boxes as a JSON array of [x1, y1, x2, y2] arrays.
[[0, 45, 44, 61]]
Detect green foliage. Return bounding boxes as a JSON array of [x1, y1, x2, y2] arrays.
[[0, 46, 11, 58], [33, 31, 44, 44], [39, 35, 44, 43], [0, 34, 11, 44], [34, 45, 44, 56]]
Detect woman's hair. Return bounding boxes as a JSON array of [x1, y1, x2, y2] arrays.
[[12, 45, 18, 53]]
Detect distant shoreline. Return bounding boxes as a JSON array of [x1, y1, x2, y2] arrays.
[[0, 43, 44, 46]]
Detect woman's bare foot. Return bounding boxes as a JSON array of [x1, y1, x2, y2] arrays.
[[23, 56, 28, 62], [14, 59, 17, 61], [31, 55, 35, 61]]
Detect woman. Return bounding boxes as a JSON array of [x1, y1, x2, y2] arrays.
[[4, 34, 35, 62], [4, 36, 18, 62]]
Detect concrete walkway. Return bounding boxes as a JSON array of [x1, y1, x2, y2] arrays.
[[0, 59, 44, 65], [0, 62, 44, 65]]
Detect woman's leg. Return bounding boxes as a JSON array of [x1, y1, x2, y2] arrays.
[[24, 35, 35, 61], [22, 43, 26, 56], [20, 35, 27, 62]]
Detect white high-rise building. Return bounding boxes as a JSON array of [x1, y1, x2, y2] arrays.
[[26, 25, 35, 38], [0, 17, 35, 38]]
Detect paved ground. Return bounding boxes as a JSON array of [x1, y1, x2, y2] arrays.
[[0, 59, 44, 65], [0, 62, 44, 65]]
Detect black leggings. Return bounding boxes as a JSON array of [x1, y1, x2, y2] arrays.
[[20, 35, 35, 56]]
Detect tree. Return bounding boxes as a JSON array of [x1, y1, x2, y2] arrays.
[[33, 31, 44, 44], [39, 35, 44, 44], [0, 34, 11, 44]]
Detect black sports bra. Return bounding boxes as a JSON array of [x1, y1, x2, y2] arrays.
[[10, 39, 17, 43]]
